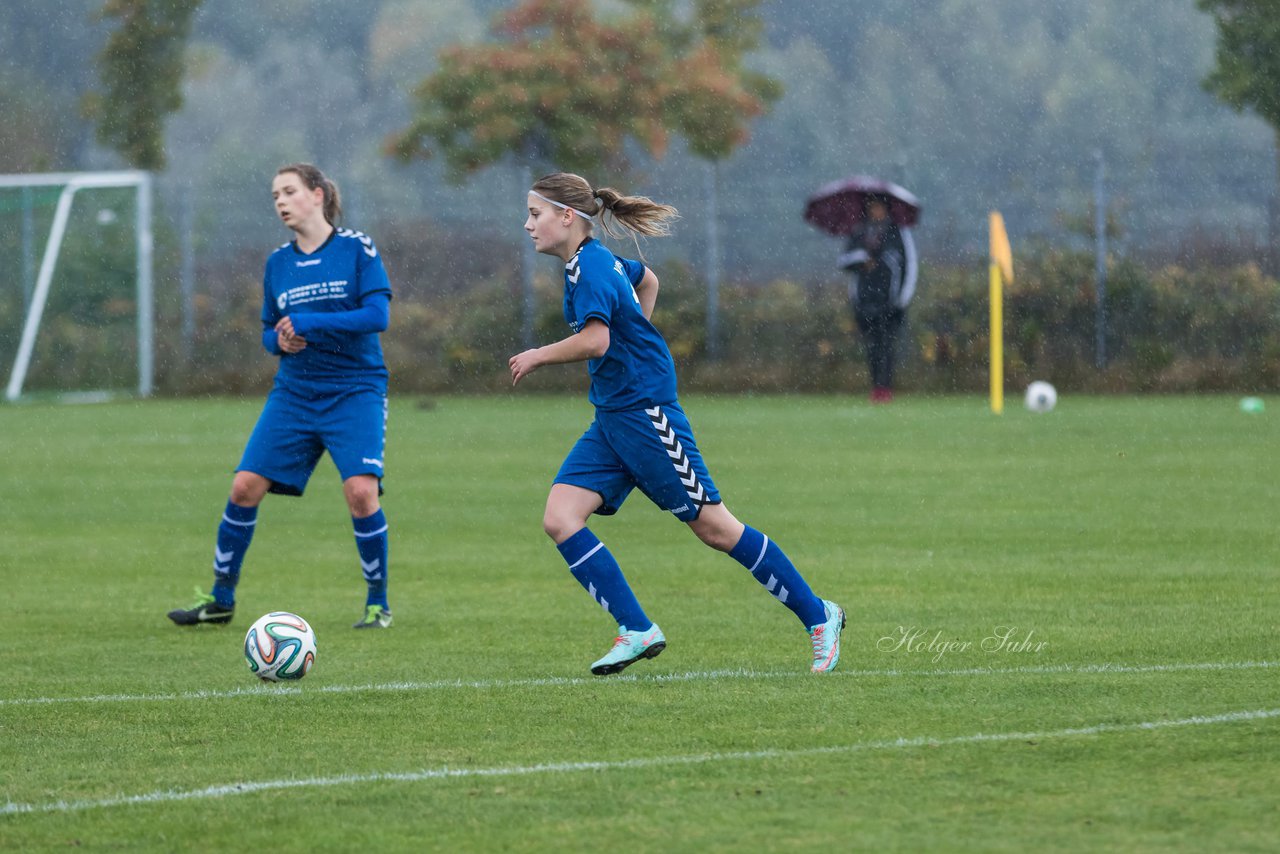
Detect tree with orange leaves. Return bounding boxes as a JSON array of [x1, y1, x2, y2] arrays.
[[390, 0, 779, 178], [391, 0, 778, 351], [664, 0, 782, 160]]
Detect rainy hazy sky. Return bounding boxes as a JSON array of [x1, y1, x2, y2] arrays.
[[1, 0, 1274, 276]]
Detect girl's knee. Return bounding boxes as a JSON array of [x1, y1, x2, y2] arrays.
[[542, 510, 579, 543], [688, 504, 744, 552], [343, 479, 380, 517], [229, 472, 268, 507], [542, 485, 600, 544], [694, 525, 736, 552]]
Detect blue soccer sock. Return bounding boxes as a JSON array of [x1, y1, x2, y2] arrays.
[[211, 501, 257, 607], [557, 528, 652, 631], [729, 525, 827, 628], [353, 509, 390, 609]]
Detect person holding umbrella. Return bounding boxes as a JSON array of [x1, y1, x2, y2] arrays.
[[841, 194, 917, 402], [804, 177, 920, 403]]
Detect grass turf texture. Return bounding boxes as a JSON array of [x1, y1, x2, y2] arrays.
[[1, 394, 1276, 851]]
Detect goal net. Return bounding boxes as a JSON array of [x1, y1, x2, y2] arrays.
[[0, 171, 153, 402]]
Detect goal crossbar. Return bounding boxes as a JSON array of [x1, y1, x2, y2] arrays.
[[2, 170, 153, 402]]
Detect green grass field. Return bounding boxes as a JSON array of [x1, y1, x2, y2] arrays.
[[1, 394, 1277, 852]]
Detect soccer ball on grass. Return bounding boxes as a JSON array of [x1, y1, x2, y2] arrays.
[[244, 611, 316, 682], [1024, 381, 1057, 413]]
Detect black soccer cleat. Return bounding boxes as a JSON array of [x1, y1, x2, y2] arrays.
[[167, 587, 235, 626], [353, 605, 393, 629]]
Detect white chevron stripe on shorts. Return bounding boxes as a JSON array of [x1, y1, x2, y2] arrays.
[[645, 405, 707, 507]]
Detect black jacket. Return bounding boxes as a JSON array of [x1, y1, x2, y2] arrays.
[[839, 221, 918, 314]]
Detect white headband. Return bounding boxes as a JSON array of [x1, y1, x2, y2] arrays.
[[529, 189, 595, 223]]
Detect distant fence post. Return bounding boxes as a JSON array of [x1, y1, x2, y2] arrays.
[[1270, 192, 1277, 276], [1094, 150, 1108, 370], [705, 160, 721, 360], [521, 164, 536, 350], [180, 181, 196, 365]]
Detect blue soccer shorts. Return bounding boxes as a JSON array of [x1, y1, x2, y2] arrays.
[[554, 401, 721, 522], [238, 385, 387, 496]]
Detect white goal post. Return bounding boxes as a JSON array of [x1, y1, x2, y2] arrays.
[[2, 170, 153, 402]]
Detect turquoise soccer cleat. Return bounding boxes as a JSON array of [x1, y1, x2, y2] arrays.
[[590, 624, 666, 676], [808, 599, 846, 673]]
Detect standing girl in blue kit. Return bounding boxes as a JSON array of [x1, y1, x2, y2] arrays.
[[168, 163, 394, 630], [509, 172, 845, 675]]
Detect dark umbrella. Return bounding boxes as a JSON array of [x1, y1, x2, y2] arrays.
[[803, 175, 922, 236]]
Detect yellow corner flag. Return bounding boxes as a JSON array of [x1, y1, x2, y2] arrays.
[[990, 211, 1014, 284], [989, 212, 1013, 414]]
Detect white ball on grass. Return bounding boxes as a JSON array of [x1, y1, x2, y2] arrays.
[[1024, 381, 1057, 413], [244, 611, 316, 682]]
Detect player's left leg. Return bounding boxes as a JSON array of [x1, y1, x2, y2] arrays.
[[687, 502, 826, 621], [325, 390, 392, 628], [687, 503, 844, 672], [620, 402, 845, 672], [343, 475, 391, 628]]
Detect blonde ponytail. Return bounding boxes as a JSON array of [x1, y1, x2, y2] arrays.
[[531, 173, 679, 241]]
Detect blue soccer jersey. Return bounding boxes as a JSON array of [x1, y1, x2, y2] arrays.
[[563, 239, 677, 410], [261, 227, 392, 393]]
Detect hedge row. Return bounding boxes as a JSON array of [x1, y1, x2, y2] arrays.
[[7, 248, 1279, 396]]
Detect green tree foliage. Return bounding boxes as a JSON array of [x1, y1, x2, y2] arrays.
[[86, 0, 204, 169], [392, 0, 673, 176], [1198, 0, 1280, 129], [662, 0, 782, 161], [1198, 0, 1280, 260], [391, 0, 779, 178]]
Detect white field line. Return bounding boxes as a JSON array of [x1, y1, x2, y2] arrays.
[[0, 660, 1274, 708], [3, 707, 1277, 817]]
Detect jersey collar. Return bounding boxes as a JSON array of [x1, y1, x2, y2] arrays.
[[569, 236, 594, 259], [292, 226, 337, 257]]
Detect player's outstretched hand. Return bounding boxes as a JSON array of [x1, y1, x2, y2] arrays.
[[509, 349, 542, 386]]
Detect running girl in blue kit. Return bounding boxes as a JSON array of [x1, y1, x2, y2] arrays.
[[168, 163, 394, 630], [510, 172, 845, 675]]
